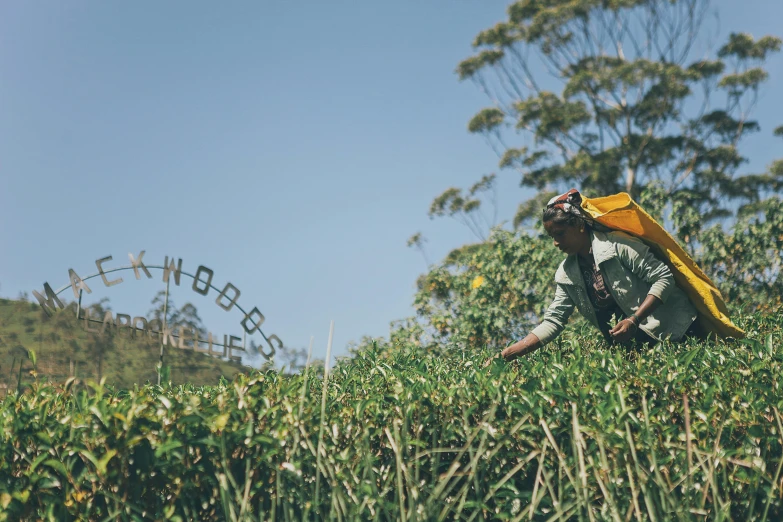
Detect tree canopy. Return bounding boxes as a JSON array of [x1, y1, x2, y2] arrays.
[[452, 0, 780, 230]]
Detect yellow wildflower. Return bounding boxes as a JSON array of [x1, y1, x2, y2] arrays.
[[471, 275, 485, 289]]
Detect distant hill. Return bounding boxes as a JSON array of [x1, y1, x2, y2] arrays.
[[0, 298, 252, 390]]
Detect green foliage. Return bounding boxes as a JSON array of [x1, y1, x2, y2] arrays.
[[160, 364, 172, 385], [1, 312, 781, 520], [467, 107, 505, 134], [718, 33, 782, 60], [412, 228, 563, 349], [428, 174, 499, 241], [699, 197, 783, 311], [456, 0, 782, 233]]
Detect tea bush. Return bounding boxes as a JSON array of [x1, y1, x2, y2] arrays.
[[1, 311, 781, 520]]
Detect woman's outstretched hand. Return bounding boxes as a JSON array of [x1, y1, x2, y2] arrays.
[[609, 318, 637, 342], [483, 352, 503, 368], [485, 333, 543, 368]]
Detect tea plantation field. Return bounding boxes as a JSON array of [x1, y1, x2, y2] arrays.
[[1, 311, 781, 521]]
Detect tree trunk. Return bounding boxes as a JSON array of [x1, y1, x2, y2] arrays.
[[625, 166, 635, 194]]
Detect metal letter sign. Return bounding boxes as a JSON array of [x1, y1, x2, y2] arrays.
[[32, 283, 64, 315], [33, 252, 284, 370], [96, 256, 123, 287], [162, 257, 183, 286]]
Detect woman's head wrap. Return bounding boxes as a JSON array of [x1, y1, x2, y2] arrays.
[[543, 188, 610, 232], [545, 189, 582, 216]]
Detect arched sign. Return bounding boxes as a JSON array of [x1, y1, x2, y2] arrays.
[[32, 250, 283, 368]]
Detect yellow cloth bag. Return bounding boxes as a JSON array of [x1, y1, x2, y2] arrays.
[[580, 192, 744, 338]]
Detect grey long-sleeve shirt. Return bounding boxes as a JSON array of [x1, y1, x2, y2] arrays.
[[531, 230, 697, 345]]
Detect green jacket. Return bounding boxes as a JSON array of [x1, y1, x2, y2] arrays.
[[531, 230, 697, 345]]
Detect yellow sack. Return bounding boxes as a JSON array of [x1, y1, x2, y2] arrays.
[[580, 192, 744, 339]]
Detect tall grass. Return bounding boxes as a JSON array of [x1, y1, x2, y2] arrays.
[[0, 311, 781, 520]]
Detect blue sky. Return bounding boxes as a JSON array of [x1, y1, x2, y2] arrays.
[[1, 1, 782, 367]]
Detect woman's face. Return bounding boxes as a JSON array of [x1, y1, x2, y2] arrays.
[[544, 220, 590, 256]]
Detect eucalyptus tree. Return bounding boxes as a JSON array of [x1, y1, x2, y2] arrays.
[[450, 0, 780, 235]]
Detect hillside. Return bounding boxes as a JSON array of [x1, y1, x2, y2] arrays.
[[0, 298, 250, 389]]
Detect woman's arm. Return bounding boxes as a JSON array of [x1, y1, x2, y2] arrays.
[[613, 233, 675, 303], [528, 283, 575, 344], [485, 281, 573, 367], [501, 332, 542, 361]]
